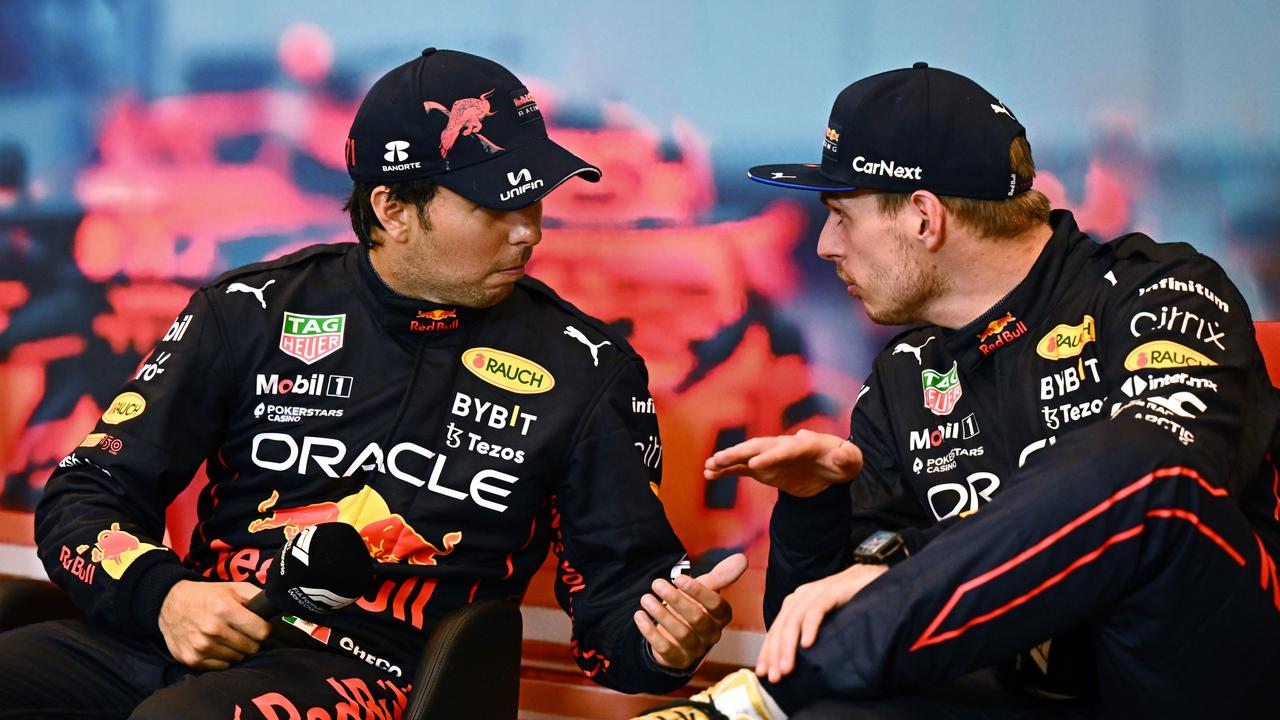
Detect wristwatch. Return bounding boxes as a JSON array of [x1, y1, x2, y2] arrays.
[[853, 530, 908, 565]]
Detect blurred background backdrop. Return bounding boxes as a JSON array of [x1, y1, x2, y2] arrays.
[[1, 0, 1277, 712]]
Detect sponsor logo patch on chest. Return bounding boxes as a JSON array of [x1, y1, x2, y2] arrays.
[[280, 312, 346, 365], [461, 348, 555, 394]]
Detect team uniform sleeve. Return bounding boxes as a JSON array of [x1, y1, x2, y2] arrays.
[[765, 361, 934, 626], [35, 288, 235, 639], [548, 357, 693, 694], [1097, 250, 1276, 495]]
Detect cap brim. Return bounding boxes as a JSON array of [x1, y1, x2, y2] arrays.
[[747, 163, 857, 192], [437, 139, 600, 210]]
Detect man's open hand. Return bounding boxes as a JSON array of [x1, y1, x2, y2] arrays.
[[705, 429, 864, 498], [756, 563, 888, 683]]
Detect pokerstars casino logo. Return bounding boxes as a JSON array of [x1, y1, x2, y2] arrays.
[[921, 361, 963, 416], [461, 347, 555, 394], [279, 312, 345, 365]]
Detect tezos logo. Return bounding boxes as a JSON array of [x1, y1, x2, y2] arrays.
[[384, 141, 410, 162]]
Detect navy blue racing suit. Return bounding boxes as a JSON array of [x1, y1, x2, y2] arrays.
[[0, 242, 693, 718], [765, 211, 1280, 718]]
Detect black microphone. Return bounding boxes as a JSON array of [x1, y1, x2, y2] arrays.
[[246, 522, 374, 620]]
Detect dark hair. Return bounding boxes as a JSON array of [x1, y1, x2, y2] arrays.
[[876, 136, 1050, 239], [343, 179, 439, 247]]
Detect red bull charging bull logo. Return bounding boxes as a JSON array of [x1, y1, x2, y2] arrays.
[[249, 486, 462, 565], [78, 521, 165, 580]]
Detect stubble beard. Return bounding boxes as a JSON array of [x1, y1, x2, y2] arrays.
[[862, 229, 944, 326]]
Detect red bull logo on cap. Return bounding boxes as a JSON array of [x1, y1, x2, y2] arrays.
[[279, 312, 345, 365]]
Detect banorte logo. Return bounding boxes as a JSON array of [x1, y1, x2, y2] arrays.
[[248, 486, 462, 566], [461, 347, 555, 394]]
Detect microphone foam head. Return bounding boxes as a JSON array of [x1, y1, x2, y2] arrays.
[[265, 522, 374, 619]]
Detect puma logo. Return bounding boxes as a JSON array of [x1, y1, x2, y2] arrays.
[[892, 336, 936, 364], [226, 279, 275, 309], [564, 325, 611, 367]]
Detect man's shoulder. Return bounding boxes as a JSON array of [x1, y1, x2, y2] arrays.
[[514, 276, 643, 363], [203, 243, 355, 292], [1099, 232, 1241, 311]]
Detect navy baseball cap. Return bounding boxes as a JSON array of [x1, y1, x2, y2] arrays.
[[346, 48, 600, 210], [749, 63, 1031, 199]]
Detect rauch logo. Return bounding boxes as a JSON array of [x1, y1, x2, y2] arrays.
[[461, 347, 555, 394]]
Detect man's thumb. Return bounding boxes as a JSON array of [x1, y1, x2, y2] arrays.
[[695, 553, 748, 591]]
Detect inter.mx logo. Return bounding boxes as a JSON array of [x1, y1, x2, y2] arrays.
[[279, 312, 345, 365], [256, 373, 353, 398], [384, 141, 409, 162]]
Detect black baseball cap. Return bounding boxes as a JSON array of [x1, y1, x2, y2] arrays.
[[346, 48, 600, 210], [749, 62, 1031, 199]]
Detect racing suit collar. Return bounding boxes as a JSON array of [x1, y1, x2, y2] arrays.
[[943, 210, 1095, 371], [352, 244, 484, 337]]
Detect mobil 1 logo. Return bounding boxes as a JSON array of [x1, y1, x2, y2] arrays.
[[255, 373, 353, 398]]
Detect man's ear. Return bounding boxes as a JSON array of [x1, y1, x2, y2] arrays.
[[909, 190, 947, 253], [370, 186, 412, 244]]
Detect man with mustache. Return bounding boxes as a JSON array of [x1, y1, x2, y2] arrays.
[[0, 48, 744, 717]]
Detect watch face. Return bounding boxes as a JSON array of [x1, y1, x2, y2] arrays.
[[860, 530, 898, 554], [856, 530, 904, 562]]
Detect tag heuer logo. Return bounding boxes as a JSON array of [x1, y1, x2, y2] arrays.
[[280, 312, 346, 365], [921, 361, 963, 416]]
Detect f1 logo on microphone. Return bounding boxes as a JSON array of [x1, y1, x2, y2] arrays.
[[384, 141, 410, 162], [290, 525, 316, 566]]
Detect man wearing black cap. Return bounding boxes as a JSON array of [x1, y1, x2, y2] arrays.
[[639, 64, 1279, 718], [0, 49, 744, 717]]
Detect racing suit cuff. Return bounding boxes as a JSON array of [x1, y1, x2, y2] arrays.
[[119, 552, 198, 639], [641, 637, 704, 678], [772, 484, 851, 550]]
